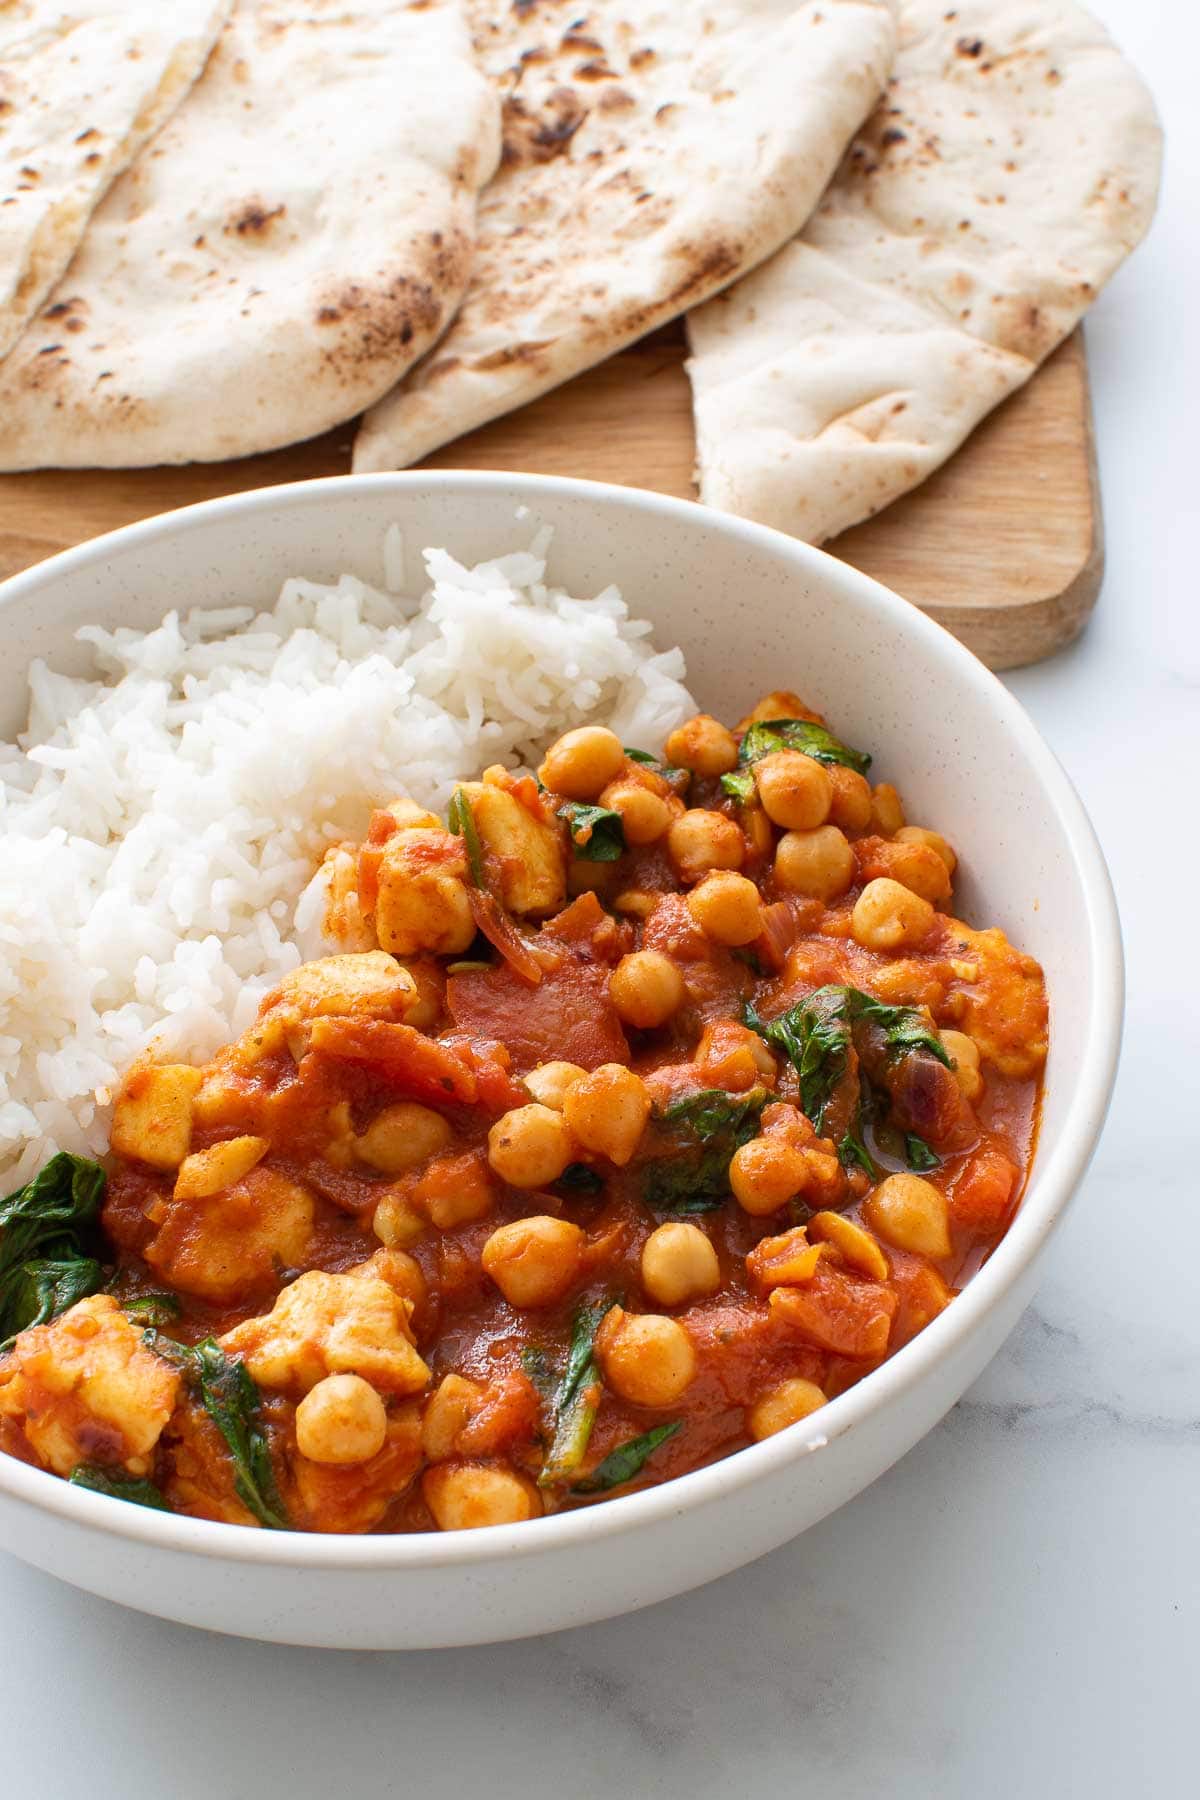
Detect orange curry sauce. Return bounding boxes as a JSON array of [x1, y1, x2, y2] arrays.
[[0, 690, 1047, 1534]]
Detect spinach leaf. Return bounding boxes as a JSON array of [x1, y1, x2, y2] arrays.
[[537, 1300, 613, 1488], [851, 993, 952, 1068], [746, 987, 950, 1177], [555, 1162, 605, 1196], [557, 800, 626, 862], [0, 1152, 107, 1347], [839, 1129, 879, 1180], [745, 986, 951, 1135], [118, 1291, 183, 1327], [447, 787, 486, 887], [3, 1256, 104, 1346], [624, 747, 690, 793], [572, 1420, 682, 1494], [144, 1332, 289, 1529], [744, 990, 852, 1131], [69, 1464, 173, 1512], [904, 1133, 942, 1172], [642, 1087, 767, 1214], [720, 769, 757, 804], [721, 717, 871, 801]]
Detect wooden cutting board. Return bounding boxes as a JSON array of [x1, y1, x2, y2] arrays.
[[0, 324, 1100, 671]]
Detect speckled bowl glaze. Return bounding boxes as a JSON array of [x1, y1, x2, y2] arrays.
[[0, 474, 1122, 1649]]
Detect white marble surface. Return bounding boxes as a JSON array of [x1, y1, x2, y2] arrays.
[[1, 3, 1193, 1792]]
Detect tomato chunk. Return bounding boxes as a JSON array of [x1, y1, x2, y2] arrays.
[[307, 1018, 478, 1104], [447, 955, 628, 1073], [769, 1262, 898, 1359], [949, 1144, 1019, 1235]]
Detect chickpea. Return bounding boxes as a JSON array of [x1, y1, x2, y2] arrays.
[[753, 751, 833, 831], [600, 780, 672, 846], [372, 1189, 426, 1249], [613, 889, 656, 919], [686, 871, 762, 946], [421, 1373, 482, 1460], [869, 782, 906, 836], [641, 1222, 721, 1307], [665, 713, 739, 776], [487, 1103, 575, 1188], [355, 1102, 451, 1174], [826, 765, 873, 832], [774, 825, 855, 900], [876, 839, 951, 904], [667, 809, 745, 883], [538, 726, 626, 801], [895, 825, 957, 877], [729, 1135, 809, 1216], [416, 1150, 495, 1229], [695, 1019, 774, 1091], [863, 1172, 952, 1260], [747, 1377, 827, 1441], [741, 804, 774, 860], [940, 1028, 983, 1102], [356, 1258, 423, 1336], [610, 950, 685, 1030], [295, 1374, 388, 1466], [423, 1461, 542, 1530], [851, 878, 935, 951], [740, 690, 812, 727], [563, 1063, 651, 1166], [524, 1060, 587, 1110], [481, 1215, 584, 1308], [600, 1312, 696, 1406]]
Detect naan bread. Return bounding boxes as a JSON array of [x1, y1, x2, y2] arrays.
[[0, 0, 231, 361], [353, 0, 898, 473], [0, 0, 500, 468], [686, 0, 1161, 543]]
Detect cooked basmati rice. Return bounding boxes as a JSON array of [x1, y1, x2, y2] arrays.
[[0, 536, 694, 1187]]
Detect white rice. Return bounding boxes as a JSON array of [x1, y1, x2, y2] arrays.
[[0, 534, 694, 1187]]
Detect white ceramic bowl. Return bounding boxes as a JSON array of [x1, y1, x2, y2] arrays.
[[0, 473, 1121, 1648]]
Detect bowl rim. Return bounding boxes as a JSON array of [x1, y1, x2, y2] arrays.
[[0, 470, 1124, 1570]]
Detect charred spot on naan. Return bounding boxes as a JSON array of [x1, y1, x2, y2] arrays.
[[501, 89, 588, 168], [225, 200, 287, 239], [42, 297, 88, 334], [472, 340, 556, 373], [10, 344, 76, 393], [560, 27, 603, 51], [988, 295, 1059, 364], [314, 260, 461, 367], [612, 239, 743, 341]]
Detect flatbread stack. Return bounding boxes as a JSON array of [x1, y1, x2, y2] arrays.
[[685, 0, 1163, 542], [0, 0, 1162, 549], [0, 0, 501, 465], [0, 0, 232, 359], [354, 0, 900, 471]]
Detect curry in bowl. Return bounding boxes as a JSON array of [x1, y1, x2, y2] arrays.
[[0, 689, 1046, 1533]]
